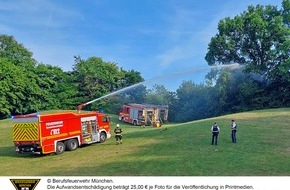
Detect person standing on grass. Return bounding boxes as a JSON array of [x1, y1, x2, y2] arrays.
[[140, 115, 146, 128], [114, 124, 123, 145], [211, 122, 220, 145], [231, 119, 237, 143]]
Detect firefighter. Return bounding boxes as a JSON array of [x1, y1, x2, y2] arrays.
[[211, 122, 220, 145], [114, 124, 123, 144], [141, 115, 146, 128]]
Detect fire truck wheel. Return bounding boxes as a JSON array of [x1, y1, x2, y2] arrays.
[[56, 142, 65, 155], [100, 132, 107, 143], [66, 139, 78, 151]]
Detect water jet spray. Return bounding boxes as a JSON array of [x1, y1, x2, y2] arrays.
[[77, 63, 240, 111]]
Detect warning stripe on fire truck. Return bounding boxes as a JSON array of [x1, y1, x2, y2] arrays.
[[13, 123, 38, 141]]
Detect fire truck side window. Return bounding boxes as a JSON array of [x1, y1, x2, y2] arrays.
[[102, 116, 108, 122]]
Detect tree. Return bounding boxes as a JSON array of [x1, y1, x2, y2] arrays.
[[174, 81, 212, 122], [146, 84, 170, 105], [145, 84, 177, 122], [72, 56, 119, 110], [120, 69, 144, 88], [282, 0, 290, 27], [72, 56, 146, 112], [0, 58, 26, 118], [0, 35, 36, 68], [205, 1, 290, 108], [0, 34, 148, 117], [238, 79, 267, 110], [117, 69, 146, 105], [213, 71, 234, 115], [0, 35, 45, 117], [35, 64, 79, 110], [205, 2, 290, 81]]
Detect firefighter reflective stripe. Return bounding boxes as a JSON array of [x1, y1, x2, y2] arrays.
[[114, 128, 122, 134], [13, 123, 38, 141]]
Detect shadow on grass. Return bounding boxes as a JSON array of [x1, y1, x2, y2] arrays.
[[0, 146, 47, 158]]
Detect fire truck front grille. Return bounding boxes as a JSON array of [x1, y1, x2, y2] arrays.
[[13, 123, 39, 141]]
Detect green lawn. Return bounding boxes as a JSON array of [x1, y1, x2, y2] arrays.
[[0, 108, 289, 176]]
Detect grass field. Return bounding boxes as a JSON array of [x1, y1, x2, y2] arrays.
[[0, 108, 290, 176]]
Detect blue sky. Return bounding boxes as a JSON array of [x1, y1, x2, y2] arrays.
[[0, 0, 282, 91]]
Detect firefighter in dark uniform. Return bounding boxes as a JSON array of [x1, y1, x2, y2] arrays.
[[211, 122, 220, 145], [114, 124, 123, 144]]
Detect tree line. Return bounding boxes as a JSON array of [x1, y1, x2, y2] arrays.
[[0, 34, 146, 119], [1, 1, 289, 121]]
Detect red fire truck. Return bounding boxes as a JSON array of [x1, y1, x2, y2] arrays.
[[119, 103, 168, 127], [12, 111, 111, 155]]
